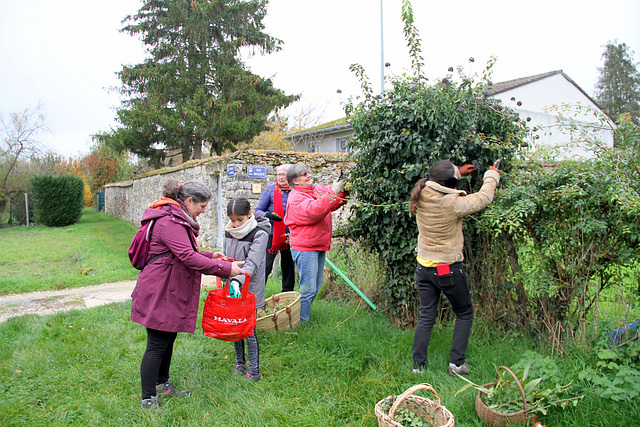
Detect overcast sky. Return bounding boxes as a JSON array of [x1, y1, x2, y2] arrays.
[[1, 0, 639, 157]]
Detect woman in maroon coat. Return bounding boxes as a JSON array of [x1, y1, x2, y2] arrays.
[[131, 179, 245, 410]]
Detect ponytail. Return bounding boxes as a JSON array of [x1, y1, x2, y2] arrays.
[[409, 178, 427, 215], [162, 178, 181, 200]]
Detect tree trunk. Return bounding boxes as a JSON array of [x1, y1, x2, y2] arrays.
[[504, 231, 529, 307], [193, 138, 202, 159], [181, 135, 192, 163]]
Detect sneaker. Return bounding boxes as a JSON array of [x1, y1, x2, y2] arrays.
[[448, 362, 470, 376], [156, 380, 191, 397], [245, 371, 261, 382], [412, 363, 427, 374], [233, 362, 247, 375], [141, 396, 160, 411]]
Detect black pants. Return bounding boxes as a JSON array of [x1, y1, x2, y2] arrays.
[[265, 235, 296, 292], [412, 262, 474, 368], [140, 328, 177, 399]]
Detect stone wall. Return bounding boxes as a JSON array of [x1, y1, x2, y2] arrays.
[[104, 150, 353, 250]]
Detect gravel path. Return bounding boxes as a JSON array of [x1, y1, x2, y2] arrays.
[[0, 276, 218, 323]]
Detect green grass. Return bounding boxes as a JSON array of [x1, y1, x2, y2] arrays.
[[0, 209, 139, 295], [1, 278, 638, 426], [0, 211, 638, 425]]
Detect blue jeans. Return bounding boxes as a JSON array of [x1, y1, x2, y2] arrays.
[[412, 262, 474, 367], [291, 250, 326, 322]]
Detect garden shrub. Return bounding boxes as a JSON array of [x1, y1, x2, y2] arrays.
[[344, 0, 640, 347], [344, 0, 527, 324], [480, 120, 640, 343], [31, 174, 84, 226], [578, 326, 640, 401]]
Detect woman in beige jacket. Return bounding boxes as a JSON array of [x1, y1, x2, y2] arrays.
[[408, 160, 500, 376]]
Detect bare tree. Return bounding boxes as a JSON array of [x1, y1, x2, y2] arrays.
[[0, 104, 48, 198]]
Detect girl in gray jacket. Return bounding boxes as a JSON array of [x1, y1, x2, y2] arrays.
[[224, 197, 270, 381]]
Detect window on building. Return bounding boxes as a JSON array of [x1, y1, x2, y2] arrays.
[[336, 137, 351, 153]]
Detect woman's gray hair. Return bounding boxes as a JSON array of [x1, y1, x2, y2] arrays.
[[277, 164, 292, 173], [286, 163, 309, 186], [162, 178, 212, 203]]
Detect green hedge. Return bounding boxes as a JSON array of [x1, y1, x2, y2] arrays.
[[31, 174, 84, 226]]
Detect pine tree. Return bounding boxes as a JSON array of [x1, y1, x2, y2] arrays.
[[595, 41, 640, 123], [115, 0, 298, 166]]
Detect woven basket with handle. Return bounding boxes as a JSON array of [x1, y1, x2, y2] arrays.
[[375, 383, 455, 427], [256, 291, 300, 332], [475, 366, 539, 426]]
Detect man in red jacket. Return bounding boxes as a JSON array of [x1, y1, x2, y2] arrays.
[[284, 163, 349, 322]]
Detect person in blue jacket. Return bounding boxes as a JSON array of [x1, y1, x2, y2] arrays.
[[255, 164, 296, 292]]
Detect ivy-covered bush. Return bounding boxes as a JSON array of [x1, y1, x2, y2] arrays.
[[344, 0, 528, 324], [480, 138, 640, 340], [344, 0, 640, 348], [31, 174, 84, 226]]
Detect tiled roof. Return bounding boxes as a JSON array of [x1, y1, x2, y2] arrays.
[[484, 70, 563, 96], [285, 117, 350, 139], [485, 69, 605, 115]]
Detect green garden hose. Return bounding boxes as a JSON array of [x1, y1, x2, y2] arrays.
[[325, 258, 377, 311]]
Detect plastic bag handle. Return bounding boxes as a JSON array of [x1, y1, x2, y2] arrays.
[[215, 273, 251, 298]]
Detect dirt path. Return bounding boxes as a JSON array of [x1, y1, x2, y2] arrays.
[[0, 276, 218, 323]]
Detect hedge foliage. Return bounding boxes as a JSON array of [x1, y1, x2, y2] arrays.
[[343, 2, 640, 342], [31, 174, 84, 226], [477, 116, 640, 339], [344, 1, 528, 324]]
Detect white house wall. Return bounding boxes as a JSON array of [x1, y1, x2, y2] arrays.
[[490, 74, 614, 157], [293, 129, 353, 153]]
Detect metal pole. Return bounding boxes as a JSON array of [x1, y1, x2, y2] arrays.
[[380, 0, 385, 93], [23, 193, 29, 227], [325, 258, 377, 311]]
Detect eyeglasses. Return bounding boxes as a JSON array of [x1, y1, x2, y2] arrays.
[[298, 171, 310, 178]]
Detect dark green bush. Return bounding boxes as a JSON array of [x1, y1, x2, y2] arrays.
[[345, 7, 528, 324], [30, 174, 84, 226]]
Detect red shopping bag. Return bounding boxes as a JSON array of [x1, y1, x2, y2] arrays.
[[202, 273, 256, 342]]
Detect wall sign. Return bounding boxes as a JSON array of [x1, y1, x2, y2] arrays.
[[247, 166, 266, 179], [227, 165, 235, 177]]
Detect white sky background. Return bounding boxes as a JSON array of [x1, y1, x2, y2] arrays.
[[1, 0, 639, 157]]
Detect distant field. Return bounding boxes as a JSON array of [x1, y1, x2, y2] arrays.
[[0, 209, 139, 295]]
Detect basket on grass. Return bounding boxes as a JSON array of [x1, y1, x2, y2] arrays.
[[375, 383, 455, 427], [475, 366, 539, 426], [256, 291, 301, 332]]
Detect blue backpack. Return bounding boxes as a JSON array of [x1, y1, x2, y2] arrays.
[[128, 219, 170, 270]]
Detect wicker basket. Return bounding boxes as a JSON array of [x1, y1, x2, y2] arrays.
[[256, 291, 301, 332], [475, 366, 539, 426], [375, 383, 455, 427]]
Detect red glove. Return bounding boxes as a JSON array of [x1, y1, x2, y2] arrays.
[[457, 164, 475, 175]]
